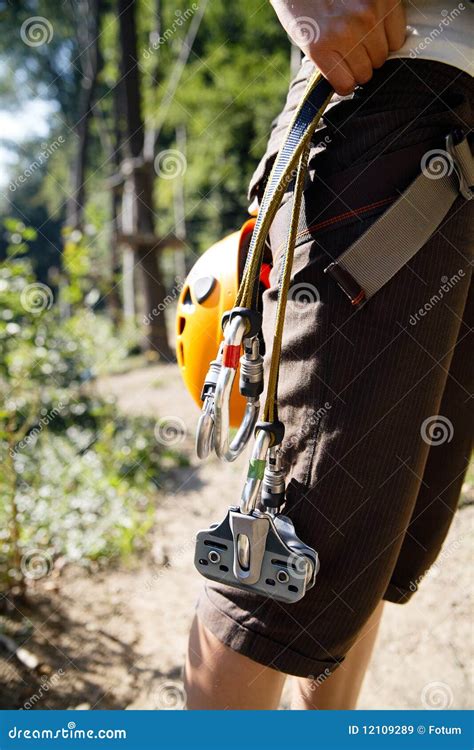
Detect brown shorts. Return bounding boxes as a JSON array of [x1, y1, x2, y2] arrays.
[[197, 60, 474, 678]]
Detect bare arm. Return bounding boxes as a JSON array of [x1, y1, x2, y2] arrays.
[[271, 0, 406, 95]]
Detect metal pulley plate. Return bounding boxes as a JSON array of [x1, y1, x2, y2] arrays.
[[194, 509, 319, 604]]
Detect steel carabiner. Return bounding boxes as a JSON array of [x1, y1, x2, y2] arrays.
[[195, 345, 223, 459], [213, 314, 263, 462], [239, 427, 272, 513]]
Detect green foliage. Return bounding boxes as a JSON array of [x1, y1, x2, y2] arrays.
[[0, 1, 292, 590], [1, 1, 291, 270], [149, 0, 291, 249], [0, 221, 180, 593]]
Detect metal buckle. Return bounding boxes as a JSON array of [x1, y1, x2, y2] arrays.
[[195, 396, 214, 460], [229, 511, 270, 584], [240, 428, 272, 514], [324, 262, 366, 307]]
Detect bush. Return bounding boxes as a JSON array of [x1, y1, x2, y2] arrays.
[[0, 220, 181, 593]]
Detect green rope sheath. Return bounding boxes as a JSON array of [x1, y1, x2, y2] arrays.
[[247, 458, 266, 480]]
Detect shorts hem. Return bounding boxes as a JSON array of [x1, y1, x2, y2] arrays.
[[196, 585, 343, 679], [383, 582, 415, 604]]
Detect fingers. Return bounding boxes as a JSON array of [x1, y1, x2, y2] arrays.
[[362, 25, 389, 69], [310, 41, 376, 95], [384, 0, 406, 50], [310, 12, 401, 95], [344, 44, 374, 84], [277, 0, 408, 97], [314, 49, 357, 95]]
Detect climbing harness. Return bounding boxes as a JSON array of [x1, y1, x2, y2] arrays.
[[325, 129, 474, 305], [191, 70, 474, 603]]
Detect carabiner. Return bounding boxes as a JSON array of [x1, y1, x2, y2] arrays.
[[214, 314, 262, 462], [196, 397, 214, 459], [195, 345, 223, 459], [240, 427, 272, 514]]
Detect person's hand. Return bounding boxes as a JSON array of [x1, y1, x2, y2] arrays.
[[270, 0, 406, 95]]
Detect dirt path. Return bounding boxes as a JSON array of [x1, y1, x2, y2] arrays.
[[2, 364, 471, 710]]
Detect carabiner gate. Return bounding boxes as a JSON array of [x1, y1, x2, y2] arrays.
[[213, 313, 263, 462], [195, 345, 223, 459]]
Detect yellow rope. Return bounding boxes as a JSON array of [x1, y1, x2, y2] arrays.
[[264, 144, 310, 424], [236, 71, 332, 312]]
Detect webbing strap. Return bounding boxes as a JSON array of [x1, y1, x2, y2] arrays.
[[237, 72, 333, 310], [236, 74, 473, 433], [325, 133, 474, 304]]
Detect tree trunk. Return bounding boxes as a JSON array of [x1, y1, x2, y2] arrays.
[[117, 0, 173, 359], [173, 125, 188, 281], [107, 183, 123, 326], [67, 0, 101, 231]]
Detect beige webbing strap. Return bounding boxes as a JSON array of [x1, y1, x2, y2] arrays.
[[325, 133, 474, 305], [237, 79, 472, 432]]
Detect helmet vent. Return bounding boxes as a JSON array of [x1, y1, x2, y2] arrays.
[[182, 286, 193, 307], [178, 316, 186, 335]]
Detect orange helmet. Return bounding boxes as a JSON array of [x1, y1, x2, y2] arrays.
[[176, 219, 270, 427]]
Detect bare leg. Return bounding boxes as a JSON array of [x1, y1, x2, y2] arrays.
[[184, 615, 286, 709], [292, 601, 385, 710]]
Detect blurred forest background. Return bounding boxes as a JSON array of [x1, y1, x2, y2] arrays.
[[0, 0, 291, 594]]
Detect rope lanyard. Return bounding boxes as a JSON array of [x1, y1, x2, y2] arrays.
[[236, 72, 333, 312], [235, 72, 333, 427], [263, 143, 310, 424]]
